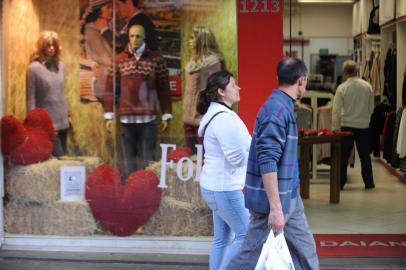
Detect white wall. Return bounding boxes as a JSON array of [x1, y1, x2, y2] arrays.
[[283, 3, 353, 72], [283, 38, 352, 73], [283, 4, 353, 38]]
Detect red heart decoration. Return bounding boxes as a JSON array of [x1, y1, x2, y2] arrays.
[[1, 108, 55, 165], [85, 165, 162, 236]]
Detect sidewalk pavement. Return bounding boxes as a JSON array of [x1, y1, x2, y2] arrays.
[[0, 250, 406, 270]]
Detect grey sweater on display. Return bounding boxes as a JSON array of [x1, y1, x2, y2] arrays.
[[27, 61, 69, 130]]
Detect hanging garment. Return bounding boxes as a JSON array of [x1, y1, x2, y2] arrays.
[[391, 106, 406, 167], [363, 60, 371, 82], [367, 5, 380, 34], [370, 51, 381, 96], [381, 111, 396, 163], [383, 49, 397, 109], [369, 102, 392, 156], [396, 109, 406, 158], [402, 72, 406, 106], [363, 51, 375, 82]]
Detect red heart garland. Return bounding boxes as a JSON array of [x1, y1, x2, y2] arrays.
[[1, 108, 54, 165], [85, 165, 162, 236]]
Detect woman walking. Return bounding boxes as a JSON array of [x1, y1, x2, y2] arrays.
[[197, 70, 251, 270]]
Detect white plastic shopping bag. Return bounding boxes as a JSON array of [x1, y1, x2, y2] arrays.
[[254, 230, 295, 270]]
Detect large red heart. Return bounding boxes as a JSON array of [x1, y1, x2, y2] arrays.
[[85, 165, 162, 236], [1, 108, 54, 165]]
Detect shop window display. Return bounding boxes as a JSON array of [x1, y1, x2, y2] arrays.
[[1, 0, 237, 238]]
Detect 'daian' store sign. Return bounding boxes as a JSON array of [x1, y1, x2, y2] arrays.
[[158, 144, 204, 188]]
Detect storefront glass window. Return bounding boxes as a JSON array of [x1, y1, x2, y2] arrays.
[[1, 0, 237, 237]]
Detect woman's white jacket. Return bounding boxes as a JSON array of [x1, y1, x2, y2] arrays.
[[197, 102, 252, 191]]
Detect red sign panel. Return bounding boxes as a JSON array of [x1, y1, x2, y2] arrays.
[[237, 0, 283, 132], [169, 75, 182, 97]]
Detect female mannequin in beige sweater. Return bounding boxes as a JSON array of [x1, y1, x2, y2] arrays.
[[27, 31, 69, 157], [182, 26, 224, 152]]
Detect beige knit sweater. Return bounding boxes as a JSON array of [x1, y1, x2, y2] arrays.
[[182, 55, 221, 126]]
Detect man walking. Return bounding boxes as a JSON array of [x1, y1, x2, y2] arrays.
[[332, 60, 375, 190], [226, 58, 319, 270]]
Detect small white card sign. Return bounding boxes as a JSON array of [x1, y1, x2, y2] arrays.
[[60, 166, 86, 201]]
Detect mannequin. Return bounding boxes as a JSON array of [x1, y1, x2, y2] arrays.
[[80, 0, 113, 102], [27, 31, 69, 157], [104, 24, 172, 176], [182, 26, 224, 152]]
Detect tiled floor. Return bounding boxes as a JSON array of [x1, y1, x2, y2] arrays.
[[304, 156, 406, 234]]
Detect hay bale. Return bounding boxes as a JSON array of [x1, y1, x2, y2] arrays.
[[147, 159, 206, 208], [6, 157, 101, 203], [143, 196, 213, 236], [4, 200, 97, 236], [144, 160, 213, 236]]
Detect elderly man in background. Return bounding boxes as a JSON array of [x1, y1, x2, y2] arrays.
[[332, 60, 375, 190]]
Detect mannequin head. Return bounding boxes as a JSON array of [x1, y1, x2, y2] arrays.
[[190, 26, 223, 62], [32, 31, 61, 62], [197, 70, 239, 114], [343, 60, 358, 78], [277, 57, 308, 100], [128, 24, 145, 50]]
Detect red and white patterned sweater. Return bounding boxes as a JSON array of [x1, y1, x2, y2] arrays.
[[103, 47, 171, 117]]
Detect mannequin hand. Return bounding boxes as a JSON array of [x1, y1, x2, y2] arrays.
[[160, 120, 169, 132], [105, 120, 113, 133]]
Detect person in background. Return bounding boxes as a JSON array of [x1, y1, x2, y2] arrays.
[[183, 26, 224, 152], [102, 0, 157, 52], [27, 31, 69, 157], [80, 0, 113, 102], [226, 58, 319, 270], [332, 60, 375, 190], [196, 70, 251, 270]]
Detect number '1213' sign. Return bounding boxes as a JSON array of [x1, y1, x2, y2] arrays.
[[239, 0, 280, 13]]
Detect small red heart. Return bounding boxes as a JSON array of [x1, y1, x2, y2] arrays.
[[1, 108, 54, 165], [167, 146, 192, 162], [85, 165, 162, 236]]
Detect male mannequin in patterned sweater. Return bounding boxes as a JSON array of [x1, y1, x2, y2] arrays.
[[104, 24, 172, 176]]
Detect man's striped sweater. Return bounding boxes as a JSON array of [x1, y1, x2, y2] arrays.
[[245, 90, 299, 215]]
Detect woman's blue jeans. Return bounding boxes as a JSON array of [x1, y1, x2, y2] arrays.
[[200, 187, 249, 270]]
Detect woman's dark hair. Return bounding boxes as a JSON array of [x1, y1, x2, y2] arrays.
[[196, 70, 232, 115], [80, 8, 102, 34]]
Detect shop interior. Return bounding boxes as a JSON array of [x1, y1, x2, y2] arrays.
[[283, 0, 405, 234], [0, 0, 405, 251]]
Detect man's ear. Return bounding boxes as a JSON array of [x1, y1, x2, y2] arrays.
[[298, 77, 304, 86]]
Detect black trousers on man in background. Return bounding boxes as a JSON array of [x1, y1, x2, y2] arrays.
[[341, 126, 375, 189]]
